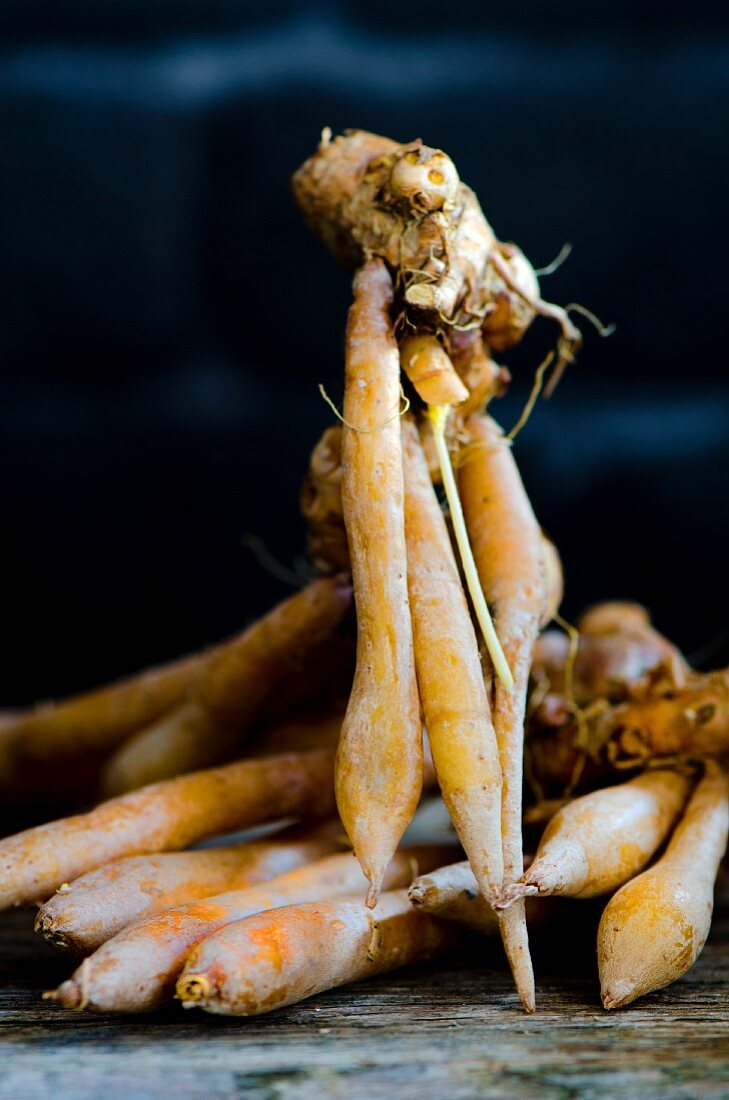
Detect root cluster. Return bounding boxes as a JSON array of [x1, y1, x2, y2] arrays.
[[1, 130, 724, 1018]]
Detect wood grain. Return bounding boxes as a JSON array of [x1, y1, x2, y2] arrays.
[[0, 882, 727, 1099]]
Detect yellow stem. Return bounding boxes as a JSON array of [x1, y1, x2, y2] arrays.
[[429, 404, 514, 690]]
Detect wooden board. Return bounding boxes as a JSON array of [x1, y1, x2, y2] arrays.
[[1, 886, 728, 1100]]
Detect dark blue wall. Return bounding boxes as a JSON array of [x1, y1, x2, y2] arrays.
[[2, 3, 728, 702]]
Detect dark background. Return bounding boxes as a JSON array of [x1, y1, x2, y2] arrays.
[[2, 2, 728, 705]]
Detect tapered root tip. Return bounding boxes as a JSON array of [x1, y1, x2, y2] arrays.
[[496, 881, 538, 910], [176, 974, 212, 1006], [498, 906, 536, 1014], [363, 860, 388, 909], [600, 982, 636, 1011], [45, 980, 81, 1009]]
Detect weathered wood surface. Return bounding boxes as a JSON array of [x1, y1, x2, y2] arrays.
[[1, 887, 728, 1100]]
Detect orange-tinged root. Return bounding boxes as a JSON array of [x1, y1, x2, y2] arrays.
[[176, 889, 456, 1016], [499, 768, 692, 907], [459, 412, 547, 1011], [400, 334, 469, 407], [402, 417, 503, 907], [598, 761, 729, 1009], [335, 259, 423, 904]]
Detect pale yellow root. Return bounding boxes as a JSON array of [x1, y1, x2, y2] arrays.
[[409, 860, 498, 933], [399, 334, 468, 407], [500, 769, 693, 906], [48, 846, 454, 1013], [402, 417, 503, 907], [459, 412, 547, 1013], [175, 889, 456, 1017], [409, 860, 551, 935], [335, 259, 422, 905], [35, 825, 347, 956], [0, 748, 337, 910], [598, 761, 729, 1009]]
